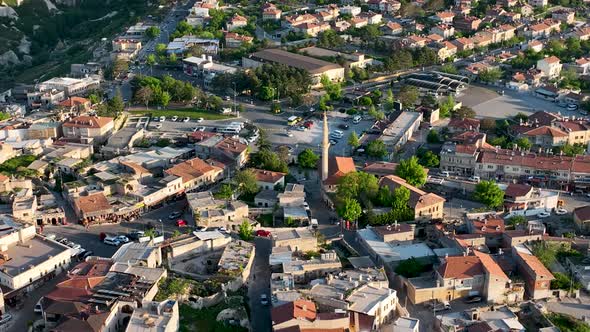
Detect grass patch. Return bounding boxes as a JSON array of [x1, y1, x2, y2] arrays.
[[256, 214, 273, 227], [179, 290, 249, 332], [129, 108, 234, 120], [548, 313, 590, 332]]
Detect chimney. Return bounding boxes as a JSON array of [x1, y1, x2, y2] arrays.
[[302, 304, 307, 312]]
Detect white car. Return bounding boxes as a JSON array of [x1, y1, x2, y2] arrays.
[[183, 117, 190, 122], [115, 235, 130, 243], [159, 116, 166, 122], [0, 314, 12, 325], [197, 118, 204, 123], [286, 131, 293, 137], [556, 208, 568, 215], [260, 294, 269, 306], [196, 126, 206, 131], [537, 212, 551, 218], [155, 124, 162, 129], [171, 116, 179, 122]]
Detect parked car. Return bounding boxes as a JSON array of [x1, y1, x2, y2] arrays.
[[168, 211, 182, 220], [556, 208, 568, 215], [77, 250, 94, 261], [329, 139, 338, 145], [34, 300, 43, 314], [103, 238, 121, 246], [196, 226, 207, 232], [303, 120, 314, 129], [260, 294, 269, 306], [155, 124, 162, 129], [0, 314, 13, 325], [537, 211, 551, 218], [338, 124, 350, 130], [159, 116, 166, 122], [127, 231, 145, 241], [45, 233, 57, 240], [114, 235, 130, 243], [196, 126, 206, 132], [255, 229, 271, 237], [469, 176, 481, 183], [183, 117, 190, 122], [218, 226, 228, 233], [286, 131, 293, 137], [176, 219, 188, 227], [171, 116, 178, 122], [197, 118, 204, 123]]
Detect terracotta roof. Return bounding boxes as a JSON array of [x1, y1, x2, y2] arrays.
[[215, 137, 248, 156], [166, 157, 220, 183], [231, 14, 248, 22], [528, 111, 561, 126], [53, 311, 110, 332], [437, 11, 455, 19], [469, 215, 505, 234], [386, 21, 402, 30], [523, 125, 568, 138], [379, 175, 445, 210], [574, 206, 590, 222], [478, 149, 575, 172], [451, 131, 486, 145], [119, 160, 149, 175], [251, 168, 286, 183], [324, 156, 356, 185], [44, 301, 88, 315], [449, 118, 480, 130], [473, 250, 509, 280], [514, 249, 554, 280], [542, 55, 561, 64], [74, 193, 112, 214], [188, 131, 217, 142], [504, 183, 532, 198], [272, 299, 317, 326], [362, 161, 398, 176], [558, 121, 590, 132], [58, 97, 90, 108], [62, 116, 113, 129], [438, 255, 484, 279], [0, 174, 9, 183]]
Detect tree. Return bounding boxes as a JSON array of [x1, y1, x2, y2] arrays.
[[348, 132, 360, 150], [398, 86, 419, 107], [555, 143, 586, 157], [317, 29, 344, 48], [298, 149, 319, 169], [238, 220, 253, 241], [440, 64, 459, 74], [234, 169, 258, 196], [384, 89, 395, 111], [367, 140, 388, 159], [135, 86, 153, 109], [507, 215, 526, 229], [395, 257, 425, 278], [168, 53, 178, 64], [368, 106, 385, 120], [113, 59, 129, 78], [452, 106, 476, 119], [480, 118, 496, 131], [155, 43, 167, 55], [146, 26, 161, 39], [474, 180, 504, 208], [108, 91, 125, 116], [337, 197, 362, 222], [427, 130, 440, 143], [146, 54, 156, 75], [251, 149, 288, 173], [88, 94, 100, 105], [478, 68, 503, 83], [256, 129, 271, 150], [276, 146, 291, 164], [514, 137, 532, 150], [396, 156, 427, 187], [417, 149, 440, 168], [216, 184, 234, 200], [438, 95, 455, 118], [337, 171, 380, 202]]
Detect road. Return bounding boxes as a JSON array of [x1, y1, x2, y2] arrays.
[[248, 237, 272, 332]]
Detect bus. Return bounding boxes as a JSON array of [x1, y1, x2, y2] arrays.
[[287, 116, 302, 126], [217, 126, 241, 134]]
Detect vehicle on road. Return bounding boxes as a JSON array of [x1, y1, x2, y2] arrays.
[[34, 300, 43, 314], [303, 120, 313, 129], [218, 227, 228, 233], [77, 250, 94, 261], [0, 314, 12, 325], [196, 126, 206, 131], [468, 176, 481, 182], [464, 295, 482, 303], [260, 294, 269, 306], [556, 208, 568, 215], [183, 117, 190, 122], [425, 300, 451, 312], [45, 233, 56, 240], [127, 231, 145, 241], [297, 125, 306, 131], [287, 116, 302, 126], [168, 211, 182, 220], [159, 116, 166, 122], [338, 124, 349, 130], [286, 131, 293, 137], [176, 219, 187, 227], [196, 226, 207, 232], [329, 139, 338, 145], [353, 115, 362, 124], [310, 218, 318, 229], [567, 104, 578, 111], [537, 211, 551, 218], [155, 124, 162, 129], [197, 117, 204, 123]]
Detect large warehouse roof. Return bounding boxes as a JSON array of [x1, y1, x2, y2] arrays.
[[247, 48, 343, 74]]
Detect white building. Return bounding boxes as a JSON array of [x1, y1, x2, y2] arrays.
[[348, 285, 398, 331]]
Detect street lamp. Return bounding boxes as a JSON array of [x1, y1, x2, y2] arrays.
[[232, 82, 238, 118], [158, 218, 164, 237]]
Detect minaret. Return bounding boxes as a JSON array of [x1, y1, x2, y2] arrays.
[[321, 111, 329, 181]]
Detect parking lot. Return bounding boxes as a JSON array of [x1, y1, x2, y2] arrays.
[[457, 86, 580, 119]]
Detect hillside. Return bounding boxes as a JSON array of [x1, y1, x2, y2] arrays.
[[0, 0, 159, 88]]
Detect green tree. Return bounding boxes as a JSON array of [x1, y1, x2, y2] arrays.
[[145, 26, 161, 39], [234, 169, 258, 196], [337, 171, 380, 202], [367, 140, 388, 159], [395, 257, 425, 278], [398, 86, 419, 107], [168, 53, 178, 64], [427, 130, 440, 143], [384, 89, 395, 111], [474, 180, 504, 208], [514, 137, 532, 150], [108, 91, 125, 116], [337, 197, 362, 222], [88, 94, 100, 105], [298, 149, 319, 169], [135, 86, 153, 109], [317, 29, 344, 48], [238, 220, 253, 241], [368, 105, 385, 120], [418, 150, 440, 168], [395, 156, 427, 187], [438, 95, 455, 118], [256, 129, 271, 150], [440, 64, 459, 74], [155, 43, 167, 55], [452, 106, 476, 119], [113, 59, 129, 78], [251, 149, 288, 173], [507, 215, 526, 229], [555, 143, 586, 157], [216, 184, 234, 199], [478, 68, 503, 83], [348, 132, 360, 150]]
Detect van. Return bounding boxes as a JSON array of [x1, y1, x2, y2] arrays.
[[469, 176, 481, 183], [353, 115, 362, 124], [310, 218, 318, 229], [103, 237, 121, 246], [440, 171, 450, 178]]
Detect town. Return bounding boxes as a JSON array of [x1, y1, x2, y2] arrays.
[[0, 0, 589, 331]]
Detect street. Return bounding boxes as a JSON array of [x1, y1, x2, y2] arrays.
[[248, 237, 272, 332]]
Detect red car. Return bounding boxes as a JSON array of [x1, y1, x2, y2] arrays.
[[176, 219, 187, 227], [303, 120, 314, 129], [255, 229, 271, 237]]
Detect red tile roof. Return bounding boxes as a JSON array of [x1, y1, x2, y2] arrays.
[[438, 255, 484, 279], [473, 250, 509, 280], [504, 183, 532, 198], [74, 193, 112, 214], [58, 97, 90, 108], [449, 118, 480, 130], [165, 157, 220, 183], [63, 116, 113, 129], [469, 215, 505, 234], [251, 168, 286, 183], [574, 206, 590, 222], [515, 249, 554, 280], [379, 175, 445, 210], [272, 299, 317, 326], [523, 125, 568, 138], [324, 156, 356, 185]]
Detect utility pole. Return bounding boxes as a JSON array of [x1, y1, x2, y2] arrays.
[[233, 82, 238, 118]]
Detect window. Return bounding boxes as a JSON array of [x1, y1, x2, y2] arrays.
[[487, 165, 493, 169]]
